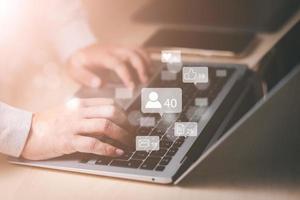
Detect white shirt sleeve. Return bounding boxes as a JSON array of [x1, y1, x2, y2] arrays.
[[0, 102, 32, 157], [41, 0, 97, 62]]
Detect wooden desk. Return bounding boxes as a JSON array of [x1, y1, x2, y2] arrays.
[[0, 1, 299, 199]]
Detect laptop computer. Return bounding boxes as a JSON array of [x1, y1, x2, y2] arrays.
[[9, 61, 262, 184]]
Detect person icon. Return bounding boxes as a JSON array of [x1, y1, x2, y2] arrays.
[[145, 91, 162, 109]]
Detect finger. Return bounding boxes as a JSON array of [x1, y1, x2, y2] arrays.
[[82, 51, 136, 88], [135, 48, 157, 75], [79, 98, 114, 107], [134, 48, 152, 70], [114, 49, 149, 83], [72, 135, 124, 156], [110, 59, 136, 88], [81, 105, 128, 126], [77, 118, 134, 146], [68, 54, 102, 88]]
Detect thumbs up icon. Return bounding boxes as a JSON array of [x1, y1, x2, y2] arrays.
[[182, 67, 209, 83], [183, 68, 198, 81]]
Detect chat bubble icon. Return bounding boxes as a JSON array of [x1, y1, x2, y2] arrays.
[[115, 88, 134, 99], [161, 70, 177, 81], [195, 98, 208, 107], [136, 136, 160, 151], [174, 122, 198, 137], [140, 117, 156, 127]]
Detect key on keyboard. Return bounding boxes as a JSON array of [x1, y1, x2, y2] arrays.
[[95, 157, 112, 165], [132, 151, 149, 160], [110, 159, 142, 168], [140, 157, 161, 170], [150, 149, 167, 157], [159, 156, 172, 165]]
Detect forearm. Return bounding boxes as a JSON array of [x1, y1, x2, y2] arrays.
[[0, 102, 32, 157]]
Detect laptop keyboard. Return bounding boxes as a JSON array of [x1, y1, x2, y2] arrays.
[[79, 66, 234, 171]]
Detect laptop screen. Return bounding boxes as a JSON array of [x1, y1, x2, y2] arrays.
[[133, 0, 299, 32]]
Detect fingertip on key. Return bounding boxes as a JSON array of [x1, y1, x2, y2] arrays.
[[116, 149, 124, 156]]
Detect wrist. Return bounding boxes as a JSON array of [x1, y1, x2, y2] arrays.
[[21, 113, 37, 158]]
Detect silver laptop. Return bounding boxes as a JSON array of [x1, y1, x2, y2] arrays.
[[9, 61, 263, 184]]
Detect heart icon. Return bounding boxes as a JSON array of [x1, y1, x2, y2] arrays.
[[162, 53, 172, 62]]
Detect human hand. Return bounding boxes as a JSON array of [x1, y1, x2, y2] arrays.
[[67, 44, 152, 88], [21, 98, 133, 161]]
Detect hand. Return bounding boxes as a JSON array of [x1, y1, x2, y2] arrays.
[[67, 44, 152, 88], [21, 98, 133, 161]]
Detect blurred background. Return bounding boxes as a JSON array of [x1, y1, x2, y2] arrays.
[[0, 0, 299, 111]]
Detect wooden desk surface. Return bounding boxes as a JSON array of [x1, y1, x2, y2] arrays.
[[0, 1, 299, 199]]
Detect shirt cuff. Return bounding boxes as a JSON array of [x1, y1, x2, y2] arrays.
[[0, 102, 32, 157], [53, 19, 97, 62]]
